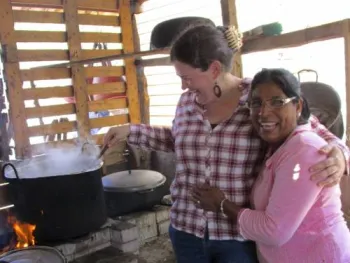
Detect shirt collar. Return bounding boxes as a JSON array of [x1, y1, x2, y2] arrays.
[[265, 122, 312, 167]]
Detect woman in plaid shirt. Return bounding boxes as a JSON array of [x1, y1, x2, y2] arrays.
[[104, 25, 349, 263]]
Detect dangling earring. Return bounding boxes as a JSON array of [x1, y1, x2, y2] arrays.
[[213, 82, 222, 98]]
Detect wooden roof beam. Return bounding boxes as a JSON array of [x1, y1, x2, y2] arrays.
[[136, 19, 350, 67], [32, 19, 350, 69], [242, 19, 348, 54]]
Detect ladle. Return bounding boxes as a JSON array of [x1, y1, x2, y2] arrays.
[[98, 144, 109, 159], [86, 137, 139, 175]]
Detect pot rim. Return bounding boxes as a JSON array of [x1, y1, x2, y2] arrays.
[[3, 158, 103, 180], [0, 245, 67, 262], [102, 169, 166, 193]]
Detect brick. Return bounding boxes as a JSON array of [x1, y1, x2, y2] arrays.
[[111, 220, 139, 244]]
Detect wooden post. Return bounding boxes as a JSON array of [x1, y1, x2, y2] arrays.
[[0, 1, 30, 158], [344, 20, 350, 147], [132, 14, 150, 124], [342, 19, 350, 228], [221, 0, 243, 78], [63, 0, 90, 138], [120, 0, 142, 124], [0, 64, 10, 160]]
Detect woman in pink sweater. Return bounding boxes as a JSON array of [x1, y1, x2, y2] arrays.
[[193, 68, 350, 262]]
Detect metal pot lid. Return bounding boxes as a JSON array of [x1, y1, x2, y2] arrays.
[[102, 169, 166, 192], [0, 246, 66, 263]]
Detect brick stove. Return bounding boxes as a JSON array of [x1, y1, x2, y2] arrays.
[[50, 205, 171, 263]]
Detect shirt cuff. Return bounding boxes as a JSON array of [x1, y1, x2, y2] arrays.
[[237, 208, 249, 239], [127, 124, 142, 145]]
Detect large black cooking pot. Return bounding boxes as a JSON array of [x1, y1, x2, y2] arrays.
[[1, 158, 107, 244], [103, 169, 166, 217], [298, 69, 344, 139], [150, 17, 215, 50]]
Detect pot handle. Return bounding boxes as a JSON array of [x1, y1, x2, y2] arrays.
[[1, 163, 19, 181], [297, 69, 318, 82]]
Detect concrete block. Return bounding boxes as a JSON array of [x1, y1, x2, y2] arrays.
[[157, 220, 170, 236], [111, 220, 139, 244], [70, 247, 138, 263], [55, 227, 111, 261], [119, 211, 158, 244], [138, 224, 157, 245], [122, 211, 156, 226], [112, 238, 140, 253], [153, 205, 170, 223]]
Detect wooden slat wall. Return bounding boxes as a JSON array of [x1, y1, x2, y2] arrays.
[[63, 0, 90, 137], [0, 1, 30, 158], [13, 10, 121, 26], [1, 0, 139, 157], [11, 0, 120, 10]]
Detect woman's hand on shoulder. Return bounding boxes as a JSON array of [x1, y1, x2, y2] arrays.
[[309, 144, 346, 187]]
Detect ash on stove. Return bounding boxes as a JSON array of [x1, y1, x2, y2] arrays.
[[71, 247, 138, 263], [39, 232, 92, 247]]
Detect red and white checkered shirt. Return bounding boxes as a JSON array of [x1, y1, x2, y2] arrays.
[[128, 84, 349, 241]]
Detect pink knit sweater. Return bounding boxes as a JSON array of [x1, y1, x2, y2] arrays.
[[238, 124, 350, 263]]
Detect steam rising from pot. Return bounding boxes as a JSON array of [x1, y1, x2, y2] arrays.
[[4, 140, 102, 179]]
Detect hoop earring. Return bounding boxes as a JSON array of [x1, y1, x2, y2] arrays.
[[213, 83, 222, 98]]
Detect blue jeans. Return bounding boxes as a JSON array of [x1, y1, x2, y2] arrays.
[[169, 224, 258, 263]]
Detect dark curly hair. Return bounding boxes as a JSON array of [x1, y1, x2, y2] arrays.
[[170, 24, 238, 72]]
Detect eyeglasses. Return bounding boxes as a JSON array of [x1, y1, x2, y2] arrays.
[[247, 97, 296, 110]]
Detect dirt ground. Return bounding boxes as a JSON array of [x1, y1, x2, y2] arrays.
[[72, 234, 176, 263], [138, 234, 176, 263]]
